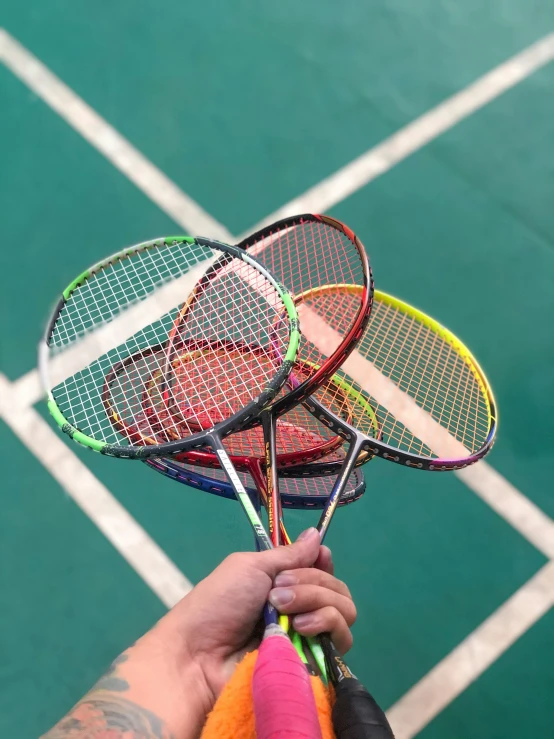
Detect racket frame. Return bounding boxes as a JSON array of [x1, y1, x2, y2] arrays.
[[237, 213, 374, 417], [144, 459, 366, 508], [303, 290, 497, 474], [39, 236, 300, 461]]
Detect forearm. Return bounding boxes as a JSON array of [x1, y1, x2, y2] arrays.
[[41, 631, 212, 739], [41, 693, 176, 739]]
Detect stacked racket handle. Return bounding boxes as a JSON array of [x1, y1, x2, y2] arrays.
[[39, 215, 497, 739]]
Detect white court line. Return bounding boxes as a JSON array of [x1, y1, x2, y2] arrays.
[[457, 464, 554, 559], [0, 28, 233, 243], [387, 560, 554, 739], [242, 32, 554, 235], [0, 374, 193, 608]]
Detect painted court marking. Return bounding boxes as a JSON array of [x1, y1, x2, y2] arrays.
[[0, 373, 193, 609], [243, 32, 554, 237], [457, 464, 554, 560], [0, 29, 233, 243], [2, 27, 554, 736], [387, 560, 554, 738]]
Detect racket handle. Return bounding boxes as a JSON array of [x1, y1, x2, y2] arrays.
[[253, 625, 323, 739], [332, 678, 395, 739]]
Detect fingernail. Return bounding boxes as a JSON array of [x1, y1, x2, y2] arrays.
[[293, 613, 314, 629], [297, 527, 319, 542], [274, 572, 299, 587], [269, 588, 295, 608]]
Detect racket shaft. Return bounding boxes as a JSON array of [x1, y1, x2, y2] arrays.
[[208, 434, 320, 731], [261, 410, 281, 546], [206, 433, 272, 550], [249, 461, 291, 544], [317, 433, 366, 542]]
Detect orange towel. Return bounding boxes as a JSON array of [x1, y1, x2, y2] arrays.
[[201, 649, 336, 739]]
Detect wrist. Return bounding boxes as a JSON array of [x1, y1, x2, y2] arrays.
[[135, 628, 214, 738]]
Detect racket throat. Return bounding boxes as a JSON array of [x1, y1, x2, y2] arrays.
[[317, 433, 366, 542], [260, 410, 281, 547], [207, 433, 272, 551]]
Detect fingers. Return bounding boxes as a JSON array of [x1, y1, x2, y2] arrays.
[[268, 582, 356, 628], [255, 528, 321, 578], [293, 607, 353, 654], [274, 568, 351, 600], [314, 545, 334, 575]]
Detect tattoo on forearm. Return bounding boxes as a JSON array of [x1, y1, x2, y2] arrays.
[[42, 650, 174, 739], [92, 653, 130, 693], [41, 695, 174, 739]]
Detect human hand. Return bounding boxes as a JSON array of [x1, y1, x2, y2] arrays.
[[156, 527, 356, 700], [42, 529, 356, 739]]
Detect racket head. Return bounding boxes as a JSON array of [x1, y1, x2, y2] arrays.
[[144, 458, 366, 508], [237, 214, 374, 414], [306, 288, 497, 471], [39, 236, 300, 458], [137, 349, 348, 465], [144, 351, 380, 478]]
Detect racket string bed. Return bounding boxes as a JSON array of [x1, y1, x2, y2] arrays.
[[237, 215, 374, 417], [44, 238, 296, 455], [145, 360, 347, 461], [293, 288, 495, 482], [359, 296, 493, 459]]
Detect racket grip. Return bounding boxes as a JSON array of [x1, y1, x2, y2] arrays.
[[332, 678, 395, 739], [253, 626, 323, 739]]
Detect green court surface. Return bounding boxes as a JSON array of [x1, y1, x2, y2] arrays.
[[1, 2, 554, 737]]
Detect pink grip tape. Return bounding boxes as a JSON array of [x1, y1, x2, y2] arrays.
[[253, 632, 323, 739]]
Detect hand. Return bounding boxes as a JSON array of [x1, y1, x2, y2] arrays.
[[41, 529, 356, 739], [156, 527, 356, 699]]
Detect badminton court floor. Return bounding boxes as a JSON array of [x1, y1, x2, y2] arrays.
[[1, 3, 553, 737]]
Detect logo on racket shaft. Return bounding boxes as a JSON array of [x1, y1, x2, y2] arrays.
[[215, 450, 270, 548]]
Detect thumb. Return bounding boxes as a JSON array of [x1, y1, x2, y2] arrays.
[[256, 528, 321, 578]]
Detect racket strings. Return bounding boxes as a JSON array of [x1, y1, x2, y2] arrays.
[[257, 220, 365, 298], [50, 242, 292, 447], [170, 347, 278, 430], [148, 358, 357, 465], [224, 418, 334, 459], [225, 373, 354, 462], [165, 351, 366, 466], [302, 290, 360, 330], [245, 219, 367, 379], [159, 262, 294, 429], [50, 241, 208, 350], [124, 343, 325, 463], [148, 374, 339, 460], [51, 242, 215, 444], [127, 346, 281, 445], [349, 298, 491, 456]]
